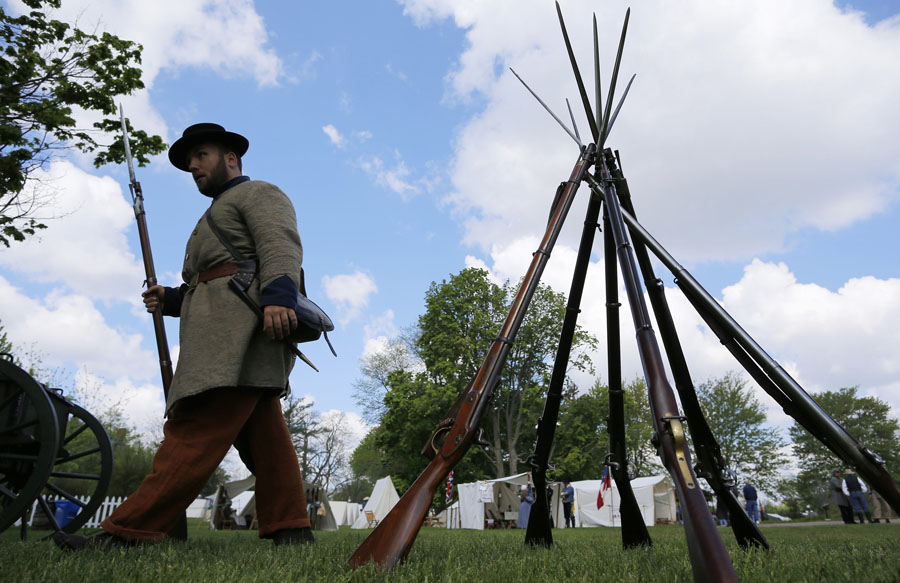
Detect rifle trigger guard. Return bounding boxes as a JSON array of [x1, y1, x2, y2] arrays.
[[422, 418, 454, 459], [662, 414, 696, 490]]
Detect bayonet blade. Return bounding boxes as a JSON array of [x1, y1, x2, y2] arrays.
[[593, 14, 603, 144], [566, 98, 582, 146], [599, 8, 630, 149], [556, 1, 599, 142], [118, 104, 137, 186], [604, 73, 636, 143], [510, 68, 581, 147]]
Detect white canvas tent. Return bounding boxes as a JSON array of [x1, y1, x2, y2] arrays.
[[329, 501, 362, 526], [187, 496, 212, 519], [449, 473, 561, 530], [211, 476, 338, 531], [438, 501, 461, 529], [351, 476, 400, 529], [571, 475, 677, 527]]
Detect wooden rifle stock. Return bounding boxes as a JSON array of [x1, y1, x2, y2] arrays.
[[349, 144, 595, 569], [590, 159, 738, 582], [617, 201, 900, 517], [604, 150, 767, 550]]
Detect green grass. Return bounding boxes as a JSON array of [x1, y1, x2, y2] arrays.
[[2, 520, 899, 582]]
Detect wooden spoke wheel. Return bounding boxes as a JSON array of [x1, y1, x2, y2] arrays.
[[38, 395, 114, 535], [0, 356, 60, 534]]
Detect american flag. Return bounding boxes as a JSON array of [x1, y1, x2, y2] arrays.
[[446, 470, 454, 504], [597, 465, 612, 509]]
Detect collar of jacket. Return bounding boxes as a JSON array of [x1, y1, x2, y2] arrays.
[[209, 175, 251, 198]]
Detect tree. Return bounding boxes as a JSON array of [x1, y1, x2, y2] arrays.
[[200, 466, 230, 498], [282, 395, 355, 490], [695, 372, 788, 493], [1, 0, 165, 246], [362, 267, 596, 489], [330, 430, 382, 502], [787, 386, 900, 511], [552, 378, 658, 481], [0, 321, 12, 354], [352, 335, 418, 425]]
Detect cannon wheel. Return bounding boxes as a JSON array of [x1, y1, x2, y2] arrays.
[[0, 357, 60, 534], [37, 397, 114, 535]]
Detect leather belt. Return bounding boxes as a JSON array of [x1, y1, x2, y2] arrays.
[[198, 262, 238, 283]]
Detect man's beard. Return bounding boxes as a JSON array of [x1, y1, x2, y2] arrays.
[[197, 157, 230, 197]]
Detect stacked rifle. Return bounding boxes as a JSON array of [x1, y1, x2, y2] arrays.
[[349, 3, 900, 581]]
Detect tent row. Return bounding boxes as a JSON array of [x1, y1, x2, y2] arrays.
[[205, 472, 674, 532], [441, 473, 676, 529], [209, 476, 370, 531], [206, 475, 401, 531]]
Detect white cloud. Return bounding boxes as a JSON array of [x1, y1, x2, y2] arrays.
[[72, 369, 166, 439], [0, 275, 159, 381], [385, 63, 409, 82], [357, 151, 421, 199], [3, 0, 284, 155], [0, 161, 144, 302], [31, 0, 284, 88], [322, 271, 378, 323], [363, 309, 398, 342], [296, 50, 323, 81], [323, 124, 347, 148], [400, 0, 900, 262]]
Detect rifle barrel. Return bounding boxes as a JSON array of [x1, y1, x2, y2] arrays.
[[119, 105, 174, 399]]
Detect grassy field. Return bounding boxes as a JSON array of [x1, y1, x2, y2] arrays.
[[2, 520, 899, 582]]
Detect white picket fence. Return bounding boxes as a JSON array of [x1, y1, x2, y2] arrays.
[[24, 495, 125, 529]]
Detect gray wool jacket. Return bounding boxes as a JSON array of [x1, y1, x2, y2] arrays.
[[165, 179, 302, 413]]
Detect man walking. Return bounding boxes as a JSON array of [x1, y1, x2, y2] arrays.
[[55, 123, 314, 549], [842, 469, 874, 524], [561, 479, 575, 528], [830, 469, 855, 524], [742, 482, 759, 524]]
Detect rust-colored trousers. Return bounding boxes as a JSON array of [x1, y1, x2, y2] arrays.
[[102, 387, 310, 541]]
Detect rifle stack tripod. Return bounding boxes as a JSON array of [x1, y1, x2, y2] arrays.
[[350, 4, 900, 581]]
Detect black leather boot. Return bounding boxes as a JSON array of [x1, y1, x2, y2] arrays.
[[272, 527, 315, 546]]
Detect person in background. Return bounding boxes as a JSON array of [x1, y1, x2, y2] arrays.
[[830, 469, 855, 524], [517, 484, 535, 528], [869, 488, 894, 523], [561, 479, 575, 528], [841, 469, 873, 524], [742, 482, 759, 524]]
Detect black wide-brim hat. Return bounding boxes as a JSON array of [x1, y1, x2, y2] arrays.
[[168, 123, 249, 172]]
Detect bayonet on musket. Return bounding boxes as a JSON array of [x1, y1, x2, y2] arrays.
[[509, 68, 581, 146], [566, 98, 582, 145], [599, 8, 630, 148], [556, 1, 599, 141]]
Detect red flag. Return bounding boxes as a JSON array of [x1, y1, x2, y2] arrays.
[[446, 470, 454, 504], [596, 488, 605, 509], [602, 466, 612, 491]]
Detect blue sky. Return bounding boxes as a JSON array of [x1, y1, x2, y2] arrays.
[[1, 0, 898, 459]]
